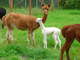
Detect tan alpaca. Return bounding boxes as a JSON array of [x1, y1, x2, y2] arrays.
[[2, 4, 50, 45]]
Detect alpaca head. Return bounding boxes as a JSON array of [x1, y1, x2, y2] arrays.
[[0, 8, 6, 20], [41, 4, 50, 15], [36, 18, 42, 23]]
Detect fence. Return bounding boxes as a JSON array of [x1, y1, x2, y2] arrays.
[[0, 0, 59, 8]]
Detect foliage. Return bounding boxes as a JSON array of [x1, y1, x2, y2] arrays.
[[61, 0, 80, 9], [0, 0, 50, 8], [0, 44, 59, 60]]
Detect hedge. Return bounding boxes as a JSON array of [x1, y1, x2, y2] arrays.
[[61, 0, 80, 9]]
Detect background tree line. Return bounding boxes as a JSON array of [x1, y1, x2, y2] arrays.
[[0, 0, 80, 9], [61, 0, 80, 9]]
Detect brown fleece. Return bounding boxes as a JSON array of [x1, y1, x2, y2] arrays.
[[60, 24, 80, 60], [2, 4, 50, 45]]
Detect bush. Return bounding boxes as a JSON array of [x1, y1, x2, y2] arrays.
[[61, 0, 80, 9]]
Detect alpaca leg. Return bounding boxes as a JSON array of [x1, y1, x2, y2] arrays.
[[43, 34, 47, 48], [53, 32, 59, 48], [66, 39, 73, 60], [60, 39, 73, 60], [55, 42, 58, 49], [54, 40, 58, 49], [28, 31, 32, 45], [66, 48, 70, 60], [58, 36, 61, 49], [6, 29, 13, 43], [28, 31, 35, 46], [31, 32, 35, 46], [60, 40, 69, 60]]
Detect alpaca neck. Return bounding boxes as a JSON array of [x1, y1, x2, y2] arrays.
[[39, 22, 45, 30], [42, 14, 48, 23]]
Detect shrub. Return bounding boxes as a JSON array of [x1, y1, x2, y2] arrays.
[[61, 0, 80, 9]]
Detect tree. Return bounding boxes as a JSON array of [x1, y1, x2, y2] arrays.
[[9, 0, 13, 8], [29, 0, 32, 15]]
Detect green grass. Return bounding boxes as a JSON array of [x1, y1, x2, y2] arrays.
[[0, 8, 80, 60]]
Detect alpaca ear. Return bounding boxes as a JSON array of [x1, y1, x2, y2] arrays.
[[48, 4, 50, 8]]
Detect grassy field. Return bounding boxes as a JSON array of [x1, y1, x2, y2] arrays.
[[0, 8, 80, 60]]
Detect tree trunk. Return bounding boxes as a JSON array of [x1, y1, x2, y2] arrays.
[[9, 0, 13, 8], [51, 0, 54, 10], [29, 0, 32, 15], [25, 0, 27, 8], [36, 0, 38, 8]]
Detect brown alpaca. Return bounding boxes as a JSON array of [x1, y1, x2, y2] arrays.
[[2, 4, 50, 45], [60, 24, 80, 60]]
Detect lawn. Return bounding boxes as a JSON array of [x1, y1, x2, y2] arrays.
[[0, 8, 80, 60]]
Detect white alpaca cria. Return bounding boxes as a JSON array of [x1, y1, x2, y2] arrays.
[[36, 18, 61, 48]]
